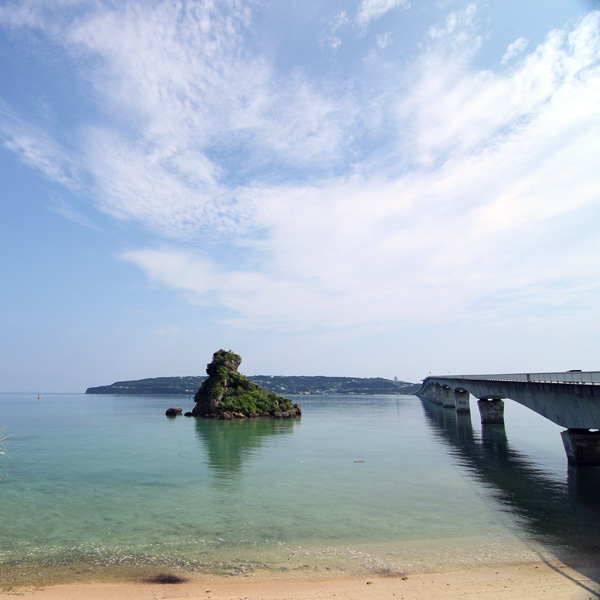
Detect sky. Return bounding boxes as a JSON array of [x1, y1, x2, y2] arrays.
[[1, 0, 599, 392]]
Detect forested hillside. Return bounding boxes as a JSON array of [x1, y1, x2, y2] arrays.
[[86, 375, 419, 395]]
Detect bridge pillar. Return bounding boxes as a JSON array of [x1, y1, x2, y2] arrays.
[[561, 430, 600, 465], [454, 390, 470, 413], [442, 386, 455, 408], [477, 399, 504, 425], [433, 384, 443, 405]]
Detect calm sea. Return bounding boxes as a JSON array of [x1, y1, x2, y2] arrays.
[[1, 393, 599, 587]]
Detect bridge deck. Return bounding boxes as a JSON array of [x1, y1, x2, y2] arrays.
[[431, 371, 600, 385]]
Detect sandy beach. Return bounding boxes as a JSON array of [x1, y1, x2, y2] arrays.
[[2, 560, 599, 600]]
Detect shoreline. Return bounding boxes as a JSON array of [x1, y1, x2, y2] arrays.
[[2, 559, 600, 600]]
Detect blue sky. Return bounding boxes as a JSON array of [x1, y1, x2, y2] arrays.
[[1, 0, 599, 392]]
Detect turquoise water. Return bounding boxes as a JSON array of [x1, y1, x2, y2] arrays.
[[1, 393, 599, 587]]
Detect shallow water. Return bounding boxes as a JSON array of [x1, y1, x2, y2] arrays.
[[1, 393, 599, 587]]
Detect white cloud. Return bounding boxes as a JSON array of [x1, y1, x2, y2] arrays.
[[66, 1, 349, 172], [398, 11, 600, 167], [80, 126, 231, 238], [122, 79, 600, 330], [2, 2, 600, 339], [427, 4, 478, 48], [325, 10, 349, 50], [501, 37, 529, 64], [0, 107, 80, 189], [356, 0, 410, 27], [1, 1, 355, 238], [377, 33, 392, 49], [119, 11, 600, 333]]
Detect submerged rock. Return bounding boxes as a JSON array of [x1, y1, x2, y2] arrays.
[[191, 350, 301, 419]]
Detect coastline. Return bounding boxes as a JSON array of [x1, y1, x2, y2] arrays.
[[2, 559, 599, 600], [4, 394, 600, 599]]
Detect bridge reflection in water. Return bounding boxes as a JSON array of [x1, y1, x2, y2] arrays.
[[418, 372, 600, 464], [421, 399, 600, 591]]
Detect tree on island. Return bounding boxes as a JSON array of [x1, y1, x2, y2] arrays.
[[189, 350, 301, 419]]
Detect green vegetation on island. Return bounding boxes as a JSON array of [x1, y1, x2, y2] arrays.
[[251, 375, 419, 395], [86, 375, 419, 396], [190, 350, 300, 418], [87, 376, 203, 395]]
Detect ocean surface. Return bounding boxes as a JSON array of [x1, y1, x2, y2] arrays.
[[1, 392, 599, 587]]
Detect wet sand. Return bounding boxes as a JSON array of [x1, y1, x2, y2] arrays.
[[2, 559, 599, 600]]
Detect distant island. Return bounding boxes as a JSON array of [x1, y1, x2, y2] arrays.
[[86, 373, 418, 396]]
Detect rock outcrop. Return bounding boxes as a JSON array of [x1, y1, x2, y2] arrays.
[[191, 350, 301, 419], [165, 407, 183, 416]]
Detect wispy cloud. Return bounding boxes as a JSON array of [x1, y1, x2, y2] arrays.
[[376, 32, 392, 49], [356, 0, 410, 27], [49, 195, 100, 230], [0, 103, 80, 189], [427, 4, 479, 49], [501, 37, 529, 64], [398, 11, 600, 166], [124, 10, 600, 331], [1, 2, 599, 339], [325, 10, 349, 51]]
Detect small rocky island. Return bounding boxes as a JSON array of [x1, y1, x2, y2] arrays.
[[184, 350, 301, 419]]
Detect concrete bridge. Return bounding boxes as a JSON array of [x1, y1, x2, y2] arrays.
[[417, 371, 600, 465]]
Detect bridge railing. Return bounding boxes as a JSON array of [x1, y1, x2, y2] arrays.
[[429, 371, 600, 385]]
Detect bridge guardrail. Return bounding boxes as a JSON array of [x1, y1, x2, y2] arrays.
[[428, 371, 600, 385]]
